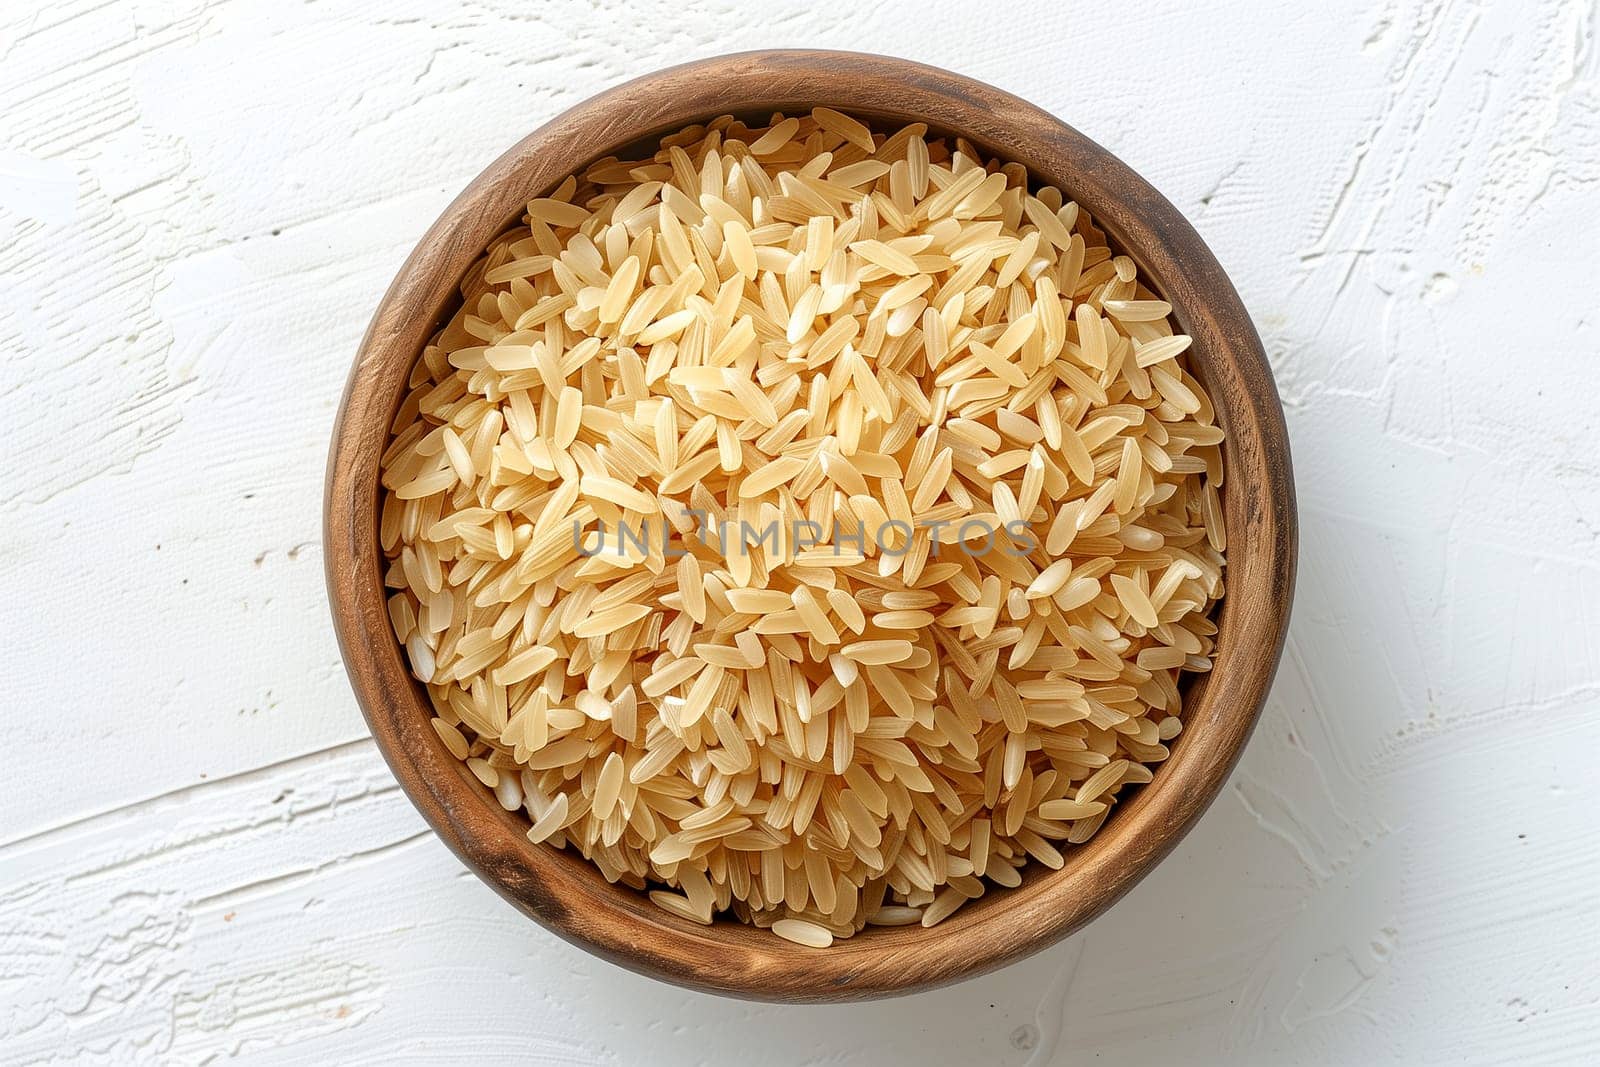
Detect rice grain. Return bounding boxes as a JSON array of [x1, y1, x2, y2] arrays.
[[382, 110, 1225, 947]]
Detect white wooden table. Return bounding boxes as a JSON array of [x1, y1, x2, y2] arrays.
[[4, 1, 1597, 1062]]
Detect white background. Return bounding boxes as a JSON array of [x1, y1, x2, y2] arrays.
[[3, 0, 1597, 1062]]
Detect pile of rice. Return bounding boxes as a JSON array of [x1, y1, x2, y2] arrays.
[[379, 109, 1225, 948]]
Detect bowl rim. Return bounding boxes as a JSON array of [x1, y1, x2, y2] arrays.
[[325, 48, 1297, 1002]]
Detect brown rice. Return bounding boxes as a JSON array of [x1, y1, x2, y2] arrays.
[[379, 108, 1225, 943]]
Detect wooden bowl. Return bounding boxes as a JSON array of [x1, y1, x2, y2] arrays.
[[325, 49, 1296, 1001]]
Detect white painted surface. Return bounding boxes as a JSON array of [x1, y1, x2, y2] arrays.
[[2, 0, 1597, 1061]]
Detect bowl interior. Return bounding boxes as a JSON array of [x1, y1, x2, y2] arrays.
[[327, 49, 1295, 1001]]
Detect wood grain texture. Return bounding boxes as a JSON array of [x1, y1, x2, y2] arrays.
[[324, 49, 1296, 1002]]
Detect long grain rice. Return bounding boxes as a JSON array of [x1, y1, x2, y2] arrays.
[[380, 108, 1226, 947]]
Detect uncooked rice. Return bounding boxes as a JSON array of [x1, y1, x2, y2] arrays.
[[379, 109, 1226, 943]]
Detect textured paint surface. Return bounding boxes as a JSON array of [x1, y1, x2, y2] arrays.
[[1, 0, 1596, 1062]]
